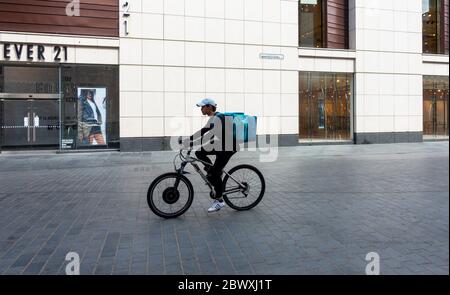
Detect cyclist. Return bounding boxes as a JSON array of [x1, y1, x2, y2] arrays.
[[182, 98, 239, 213]]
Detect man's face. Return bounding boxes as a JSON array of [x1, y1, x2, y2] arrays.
[[201, 105, 208, 115], [87, 92, 93, 100], [201, 105, 215, 115]]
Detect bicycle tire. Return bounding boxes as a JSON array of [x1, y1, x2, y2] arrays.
[[147, 173, 194, 219], [222, 164, 265, 211]]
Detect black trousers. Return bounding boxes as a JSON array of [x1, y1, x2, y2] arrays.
[[195, 149, 236, 199]]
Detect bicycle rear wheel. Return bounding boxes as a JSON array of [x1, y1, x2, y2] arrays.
[[147, 173, 194, 218], [222, 164, 265, 211]]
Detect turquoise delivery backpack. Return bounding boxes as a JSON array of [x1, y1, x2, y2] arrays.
[[223, 112, 257, 143]]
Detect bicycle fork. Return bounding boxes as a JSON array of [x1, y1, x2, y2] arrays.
[[174, 162, 216, 196], [174, 162, 187, 189]]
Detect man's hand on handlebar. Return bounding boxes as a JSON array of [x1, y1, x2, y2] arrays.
[[178, 137, 192, 150]]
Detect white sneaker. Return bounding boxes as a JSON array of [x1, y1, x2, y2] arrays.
[[208, 200, 225, 213]]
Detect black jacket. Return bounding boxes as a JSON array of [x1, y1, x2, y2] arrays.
[[190, 112, 238, 152], [81, 97, 102, 125]]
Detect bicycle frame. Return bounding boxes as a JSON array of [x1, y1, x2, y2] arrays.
[[174, 149, 247, 196]]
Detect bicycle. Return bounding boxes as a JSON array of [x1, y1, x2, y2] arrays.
[[147, 149, 266, 219]]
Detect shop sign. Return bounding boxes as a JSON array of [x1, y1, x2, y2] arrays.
[[0, 43, 68, 63], [259, 53, 285, 60]]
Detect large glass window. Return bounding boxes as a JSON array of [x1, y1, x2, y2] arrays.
[[61, 65, 119, 150], [299, 0, 324, 48], [423, 0, 448, 54], [423, 76, 449, 138], [0, 65, 59, 93], [299, 72, 353, 141], [0, 64, 119, 151]]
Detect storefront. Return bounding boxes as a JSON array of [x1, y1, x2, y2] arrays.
[[0, 48, 119, 151], [299, 72, 353, 142], [0, 0, 120, 152], [423, 76, 449, 139]]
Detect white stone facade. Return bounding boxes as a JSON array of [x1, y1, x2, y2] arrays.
[[119, 0, 448, 146], [1, 0, 448, 149], [119, 0, 301, 142]]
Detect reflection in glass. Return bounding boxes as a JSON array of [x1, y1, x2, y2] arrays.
[[299, 72, 353, 141], [61, 65, 119, 150], [423, 76, 449, 138], [299, 0, 324, 48], [0, 65, 59, 93], [422, 0, 447, 54]]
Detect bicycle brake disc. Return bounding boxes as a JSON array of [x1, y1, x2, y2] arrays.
[[162, 187, 180, 204]]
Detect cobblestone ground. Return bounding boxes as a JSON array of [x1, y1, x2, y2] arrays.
[[0, 142, 448, 275]]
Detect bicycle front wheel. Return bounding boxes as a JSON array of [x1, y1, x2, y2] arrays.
[[222, 165, 265, 211], [147, 173, 194, 219]]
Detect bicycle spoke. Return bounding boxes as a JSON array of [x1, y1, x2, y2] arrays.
[[224, 167, 263, 208]]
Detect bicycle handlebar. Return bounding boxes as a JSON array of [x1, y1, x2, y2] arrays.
[[178, 148, 192, 161]]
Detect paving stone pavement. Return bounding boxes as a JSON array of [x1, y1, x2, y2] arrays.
[[0, 142, 448, 275]]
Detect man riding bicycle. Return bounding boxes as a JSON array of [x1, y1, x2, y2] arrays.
[[181, 98, 239, 213]]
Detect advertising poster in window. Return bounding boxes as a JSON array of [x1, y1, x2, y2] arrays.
[[318, 98, 325, 129], [77, 87, 107, 146]]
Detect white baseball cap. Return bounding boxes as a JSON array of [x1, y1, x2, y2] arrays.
[[196, 98, 217, 107]]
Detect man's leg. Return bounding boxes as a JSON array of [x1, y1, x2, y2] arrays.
[[195, 149, 213, 172], [209, 151, 235, 199], [195, 143, 220, 173]]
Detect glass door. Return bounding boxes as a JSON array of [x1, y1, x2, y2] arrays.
[[423, 76, 449, 139], [1, 99, 31, 147], [31, 99, 60, 146], [0, 95, 60, 150], [0, 65, 61, 151]]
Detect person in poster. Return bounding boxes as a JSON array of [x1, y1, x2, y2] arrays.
[[78, 88, 107, 145], [318, 98, 325, 130]]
